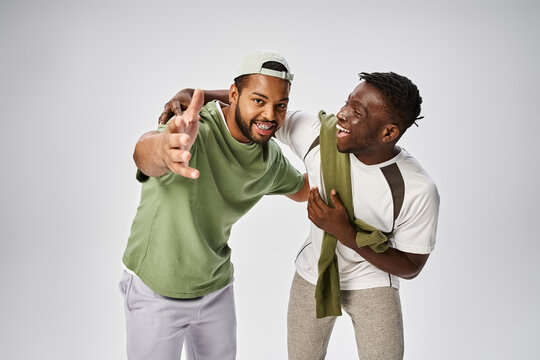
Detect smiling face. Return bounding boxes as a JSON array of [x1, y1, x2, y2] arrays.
[[228, 74, 290, 144], [336, 81, 400, 164]]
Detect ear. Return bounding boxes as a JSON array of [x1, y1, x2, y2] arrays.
[[229, 84, 239, 105], [381, 124, 400, 143]]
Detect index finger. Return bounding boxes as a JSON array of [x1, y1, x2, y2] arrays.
[[308, 187, 325, 210], [310, 187, 324, 202], [182, 89, 204, 122]]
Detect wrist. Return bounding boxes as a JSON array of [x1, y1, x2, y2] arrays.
[[338, 224, 357, 247]]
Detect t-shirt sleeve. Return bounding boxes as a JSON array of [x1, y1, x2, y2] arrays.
[[136, 123, 170, 183], [266, 148, 306, 195], [393, 181, 440, 254], [275, 110, 321, 160]]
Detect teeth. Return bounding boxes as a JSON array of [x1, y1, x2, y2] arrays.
[[336, 124, 351, 133], [256, 123, 273, 130]]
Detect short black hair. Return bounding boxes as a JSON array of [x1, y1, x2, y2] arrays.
[[234, 61, 289, 94], [359, 72, 423, 133]]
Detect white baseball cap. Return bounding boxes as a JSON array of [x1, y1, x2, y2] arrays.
[[234, 49, 294, 82]]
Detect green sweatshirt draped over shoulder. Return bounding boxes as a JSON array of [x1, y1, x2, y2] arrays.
[[316, 111, 390, 318]]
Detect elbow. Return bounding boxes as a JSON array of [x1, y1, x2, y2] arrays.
[[399, 265, 424, 280], [397, 252, 429, 280], [401, 272, 420, 280], [295, 189, 310, 202], [286, 192, 308, 202]]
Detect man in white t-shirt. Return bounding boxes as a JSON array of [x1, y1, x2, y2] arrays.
[[161, 71, 440, 360], [277, 72, 439, 360]]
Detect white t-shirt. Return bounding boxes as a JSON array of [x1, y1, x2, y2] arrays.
[[276, 110, 440, 290]]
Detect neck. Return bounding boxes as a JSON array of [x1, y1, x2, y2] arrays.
[[354, 145, 401, 165]]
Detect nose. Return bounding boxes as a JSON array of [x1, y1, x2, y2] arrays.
[[337, 106, 348, 122], [262, 104, 276, 121]]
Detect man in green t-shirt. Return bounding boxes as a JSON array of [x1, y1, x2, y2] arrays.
[[120, 50, 309, 360]]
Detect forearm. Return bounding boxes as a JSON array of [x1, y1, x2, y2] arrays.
[[338, 226, 427, 279], [204, 89, 229, 104], [133, 131, 168, 177], [182, 88, 230, 104], [286, 174, 310, 202]]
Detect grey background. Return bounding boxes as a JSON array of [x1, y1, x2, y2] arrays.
[[1, 0, 539, 359]]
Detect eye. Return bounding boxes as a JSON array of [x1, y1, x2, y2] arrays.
[[276, 103, 287, 110], [253, 98, 263, 105]]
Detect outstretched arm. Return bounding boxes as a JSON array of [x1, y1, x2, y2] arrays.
[[134, 89, 205, 179], [158, 88, 229, 125], [307, 187, 429, 279]]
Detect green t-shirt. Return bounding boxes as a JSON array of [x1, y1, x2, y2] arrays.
[[123, 101, 305, 298]]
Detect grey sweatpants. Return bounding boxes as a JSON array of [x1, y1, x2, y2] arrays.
[[287, 272, 404, 360], [119, 271, 237, 360]]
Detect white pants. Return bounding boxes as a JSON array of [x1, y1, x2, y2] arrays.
[[119, 271, 237, 360]]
